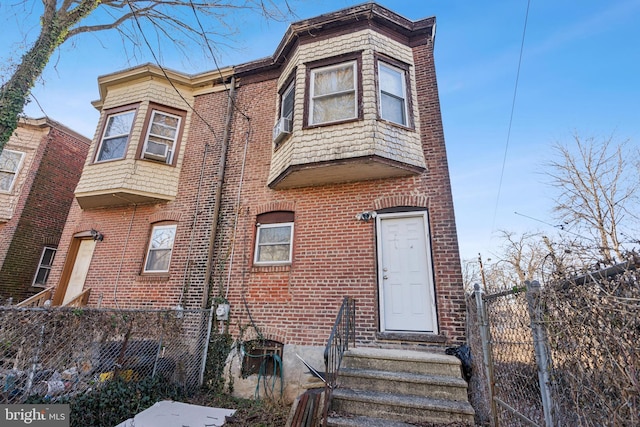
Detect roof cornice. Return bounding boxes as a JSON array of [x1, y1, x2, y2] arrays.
[[235, 2, 435, 75], [91, 63, 234, 110]]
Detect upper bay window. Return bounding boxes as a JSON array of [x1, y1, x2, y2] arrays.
[[0, 149, 24, 192], [309, 60, 358, 125], [141, 110, 181, 164], [138, 104, 186, 166], [273, 80, 295, 146], [378, 61, 409, 126], [95, 108, 136, 162], [281, 81, 295, 124], [377, 57, 412, 127]]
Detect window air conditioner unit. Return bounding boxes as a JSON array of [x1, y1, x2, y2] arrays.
[[272, 117, 292, 144], [144, 141, 169, 162]]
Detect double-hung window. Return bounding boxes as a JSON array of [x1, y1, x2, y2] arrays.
[[273, 81, 295, 145], [141, 110, 181, 164], [0, 149, 24, 192], [96, 110, 135, 162], [378, 62, 408, 126], [281, 82, 295, 124], [33, 247, 56, 287], [144, 224, 177, 273], [309, 61, 357, 125], [254, 211, 294, 265]]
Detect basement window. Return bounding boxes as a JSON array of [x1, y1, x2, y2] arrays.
[[241, 339, 284, 378]]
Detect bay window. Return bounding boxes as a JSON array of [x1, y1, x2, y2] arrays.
[[309, 61, 358, 125], [378, 62, 408, 126]]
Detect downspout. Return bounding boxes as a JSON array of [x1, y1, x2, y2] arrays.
[[202, 76, 237, 308]]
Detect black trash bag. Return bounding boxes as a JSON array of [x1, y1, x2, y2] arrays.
[[445, 344, 472, 382]]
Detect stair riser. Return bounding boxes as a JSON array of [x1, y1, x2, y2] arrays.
[[343, 356, 461, 377], [332, 397, 475, 425], [339, 375, 468, 401]]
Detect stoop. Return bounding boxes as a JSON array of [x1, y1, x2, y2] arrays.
[[327, 347, 474, 426]]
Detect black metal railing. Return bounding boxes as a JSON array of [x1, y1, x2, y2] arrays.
[[321, 297, 355, 425], [324, 296, 356, 387]]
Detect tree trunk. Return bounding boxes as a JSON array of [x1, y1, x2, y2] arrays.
[[0, 23, 64, 146]]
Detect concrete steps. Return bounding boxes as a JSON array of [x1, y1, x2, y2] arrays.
[[327, 347, 474, 426]]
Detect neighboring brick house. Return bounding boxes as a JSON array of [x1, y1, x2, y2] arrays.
[[0, 118, 90, 302], [49, 3, 466, 400]]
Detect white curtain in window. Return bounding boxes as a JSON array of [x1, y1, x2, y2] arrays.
[[312, 63, 356, 124]]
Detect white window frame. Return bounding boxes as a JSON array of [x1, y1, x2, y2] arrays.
[[254, 222, 294, 265], [378, 62, 408, 126], [141, 110, 182, 164], [309, 61, 358, 125], [0, 149, 25, 193], [143, 224, 177, 273], [32, 246, 57, 287], [95, 110, 135, 163]]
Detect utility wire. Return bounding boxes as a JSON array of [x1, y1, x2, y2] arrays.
[[492, 0, 531, 231], [187, 0, 251, 121], [125, 0, 220, 139]]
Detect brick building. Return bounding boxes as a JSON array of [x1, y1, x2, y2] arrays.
[[49, 3, 466, 400], [0, 118, 90, 302]]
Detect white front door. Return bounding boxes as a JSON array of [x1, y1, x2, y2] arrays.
[[377, 212, 438, 333], [62, 239, 96, 305]]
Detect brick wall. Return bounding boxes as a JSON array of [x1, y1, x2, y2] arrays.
[[208, 47, 466, 346], [48, 9, 465, 347], [0, 124, 90, 301], [48, 89, 229, 310]]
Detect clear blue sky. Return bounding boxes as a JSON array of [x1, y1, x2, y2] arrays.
[[2, 1, 639, 261]]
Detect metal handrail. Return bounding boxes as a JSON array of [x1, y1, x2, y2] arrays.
[[322, 296, 355, 425]]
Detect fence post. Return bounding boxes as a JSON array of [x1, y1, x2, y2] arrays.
[[525, 280, 554, 427], [199, 306, 216, 386], [474, 283, 499, 427], [25, 324, 46, 397]]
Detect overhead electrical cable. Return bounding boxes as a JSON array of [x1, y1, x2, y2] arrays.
[[491, 0, 531, 231], [124, 0, 220, 139]]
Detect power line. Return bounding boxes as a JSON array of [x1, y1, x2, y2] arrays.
[[491, 0, 531, 231], [187, 0, 251, 121], [124, 0, 221, 139]]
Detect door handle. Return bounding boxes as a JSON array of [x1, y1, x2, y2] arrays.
[[383, 275, 388, 280]]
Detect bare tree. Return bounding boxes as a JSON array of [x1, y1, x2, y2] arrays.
[[0, 0, 291, 146], [463, 231, 548, 293], [546, 134, 640, 265]]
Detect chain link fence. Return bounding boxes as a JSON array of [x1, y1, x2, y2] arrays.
[[540, 265, 640, 426], [468, 286, 543, 426], [468, 259, 640, 426], [0, 306, 213, 404]]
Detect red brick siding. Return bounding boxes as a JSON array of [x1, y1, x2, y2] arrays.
[[0, 126, 89, 301], [208, 45, 466, 347], [49, 30, 466, 347], [48, 91, 230, 310]]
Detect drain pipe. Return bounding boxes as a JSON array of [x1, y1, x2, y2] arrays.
[[202, 76, 237, 309]]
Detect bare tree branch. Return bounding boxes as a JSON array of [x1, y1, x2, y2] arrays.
[[546, 134, 639, 264], [0, 0, 293, 146]]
